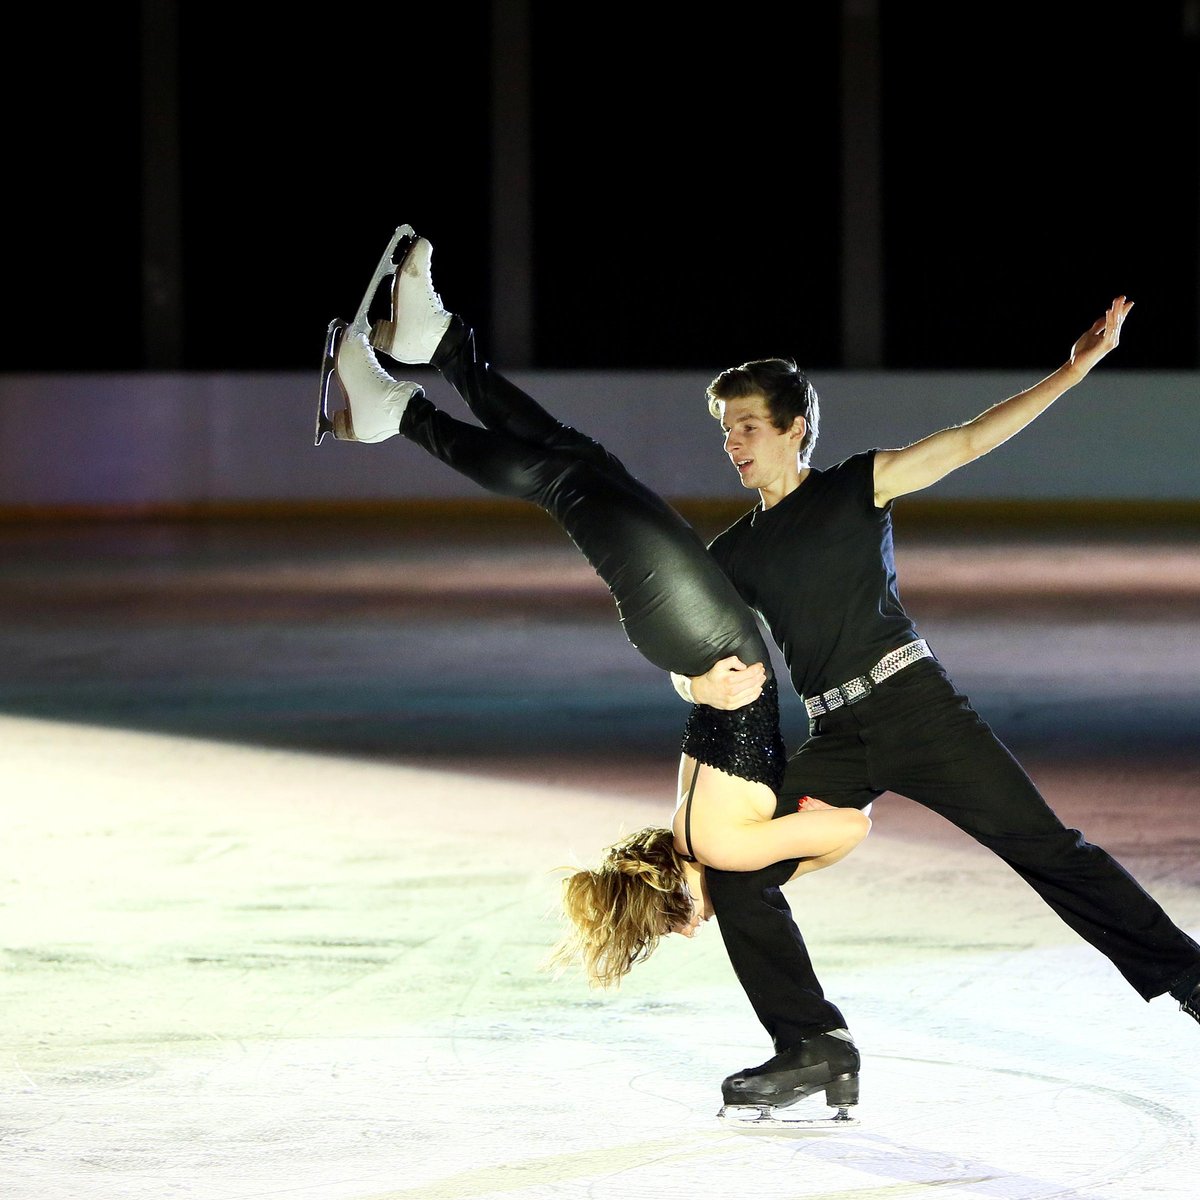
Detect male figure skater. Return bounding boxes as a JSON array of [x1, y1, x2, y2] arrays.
[[672, 295, 1200, 1115]]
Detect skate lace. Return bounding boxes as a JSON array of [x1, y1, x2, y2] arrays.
[[366, 353, 396, 387], [419, 281, 449, 318], [339, 329, 400, 393], [1182, 991, 1200, 1024]]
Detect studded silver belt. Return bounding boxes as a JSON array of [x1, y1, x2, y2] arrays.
[[804, 639, 933, 719]]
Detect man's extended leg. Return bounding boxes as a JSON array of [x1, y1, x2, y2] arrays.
[[863, 659, 1200, 1006]]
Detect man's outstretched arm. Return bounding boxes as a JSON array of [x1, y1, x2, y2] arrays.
[[872, 295, 1134, 507]]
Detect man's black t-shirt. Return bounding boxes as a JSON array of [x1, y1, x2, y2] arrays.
[[706, 449, 922, 702]]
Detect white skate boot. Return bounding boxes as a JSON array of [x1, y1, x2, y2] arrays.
[[368, 232, 453, 364], [315, 225, 428, 445], [314, 318, 422, 445]]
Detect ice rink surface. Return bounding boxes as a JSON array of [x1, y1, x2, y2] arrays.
[[1, 515, 1198, 1199]]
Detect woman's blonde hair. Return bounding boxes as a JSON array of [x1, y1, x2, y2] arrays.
[[547, 826, 692, 989]]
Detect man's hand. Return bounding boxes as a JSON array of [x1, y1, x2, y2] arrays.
[[1068, 295, 1133, 378], [678, 656, 767, 710]]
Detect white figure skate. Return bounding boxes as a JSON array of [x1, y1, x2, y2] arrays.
[[314, 226, 423, 445], [368, 230, 453, 365]]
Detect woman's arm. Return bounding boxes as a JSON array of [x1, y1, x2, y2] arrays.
[[701, 801, 871, 875], [677, 759, 872, 874], [682, 860, 714, 918]]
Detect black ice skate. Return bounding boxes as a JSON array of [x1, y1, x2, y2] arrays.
[[1180, 982, 1200, 1027], [718, 1029, 861, 1131]]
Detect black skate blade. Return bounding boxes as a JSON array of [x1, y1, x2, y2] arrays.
[[315, 318, 347, 445], [718, 1103, 860, 1134]]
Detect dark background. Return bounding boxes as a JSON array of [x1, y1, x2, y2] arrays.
[[9, 2, 1199, 374]]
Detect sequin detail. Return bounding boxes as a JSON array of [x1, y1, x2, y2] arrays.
[[680, 676, 786, 794]]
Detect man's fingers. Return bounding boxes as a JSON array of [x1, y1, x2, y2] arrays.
[[714, 656, 766, 675], [729, 680, 765, 703], [1112, 296, 1132, 335]]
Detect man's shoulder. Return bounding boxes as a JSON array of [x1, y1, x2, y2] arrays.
[[823, 448, 878, 476], [706, 506, 757, 556], [810, 448, 880, 500]]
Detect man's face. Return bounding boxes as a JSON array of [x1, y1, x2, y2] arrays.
[[718, 394, 805, 493]]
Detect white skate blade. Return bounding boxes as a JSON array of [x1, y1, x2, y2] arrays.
[[718, 1103, 860, 1134], [314, 318, 347, 445], [350, 225, 418, 337]]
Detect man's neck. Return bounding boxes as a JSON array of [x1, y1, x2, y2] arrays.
[[759, 466, 810, 510]]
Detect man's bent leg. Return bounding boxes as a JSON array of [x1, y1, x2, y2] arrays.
[[707, 862, 861, 1114], [705, 861, 848, 1048], [709, 719, 881, 1051]]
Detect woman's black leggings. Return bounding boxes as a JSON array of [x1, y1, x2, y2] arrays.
[[399, 317, 787, 795], [401, 317, 769, 681]]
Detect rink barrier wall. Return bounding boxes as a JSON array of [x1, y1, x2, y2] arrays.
[[2, 368, 1197, 517]]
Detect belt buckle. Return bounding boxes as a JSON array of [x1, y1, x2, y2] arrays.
[[843, 675, 872, 705]]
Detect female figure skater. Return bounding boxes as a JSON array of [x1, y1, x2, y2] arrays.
[[315, 226, 870, 989]]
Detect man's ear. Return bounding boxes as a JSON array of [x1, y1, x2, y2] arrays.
[[790, 415, 807, 443]]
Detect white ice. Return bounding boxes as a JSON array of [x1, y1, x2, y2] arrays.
[[1, 527, 1198, 1199]]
